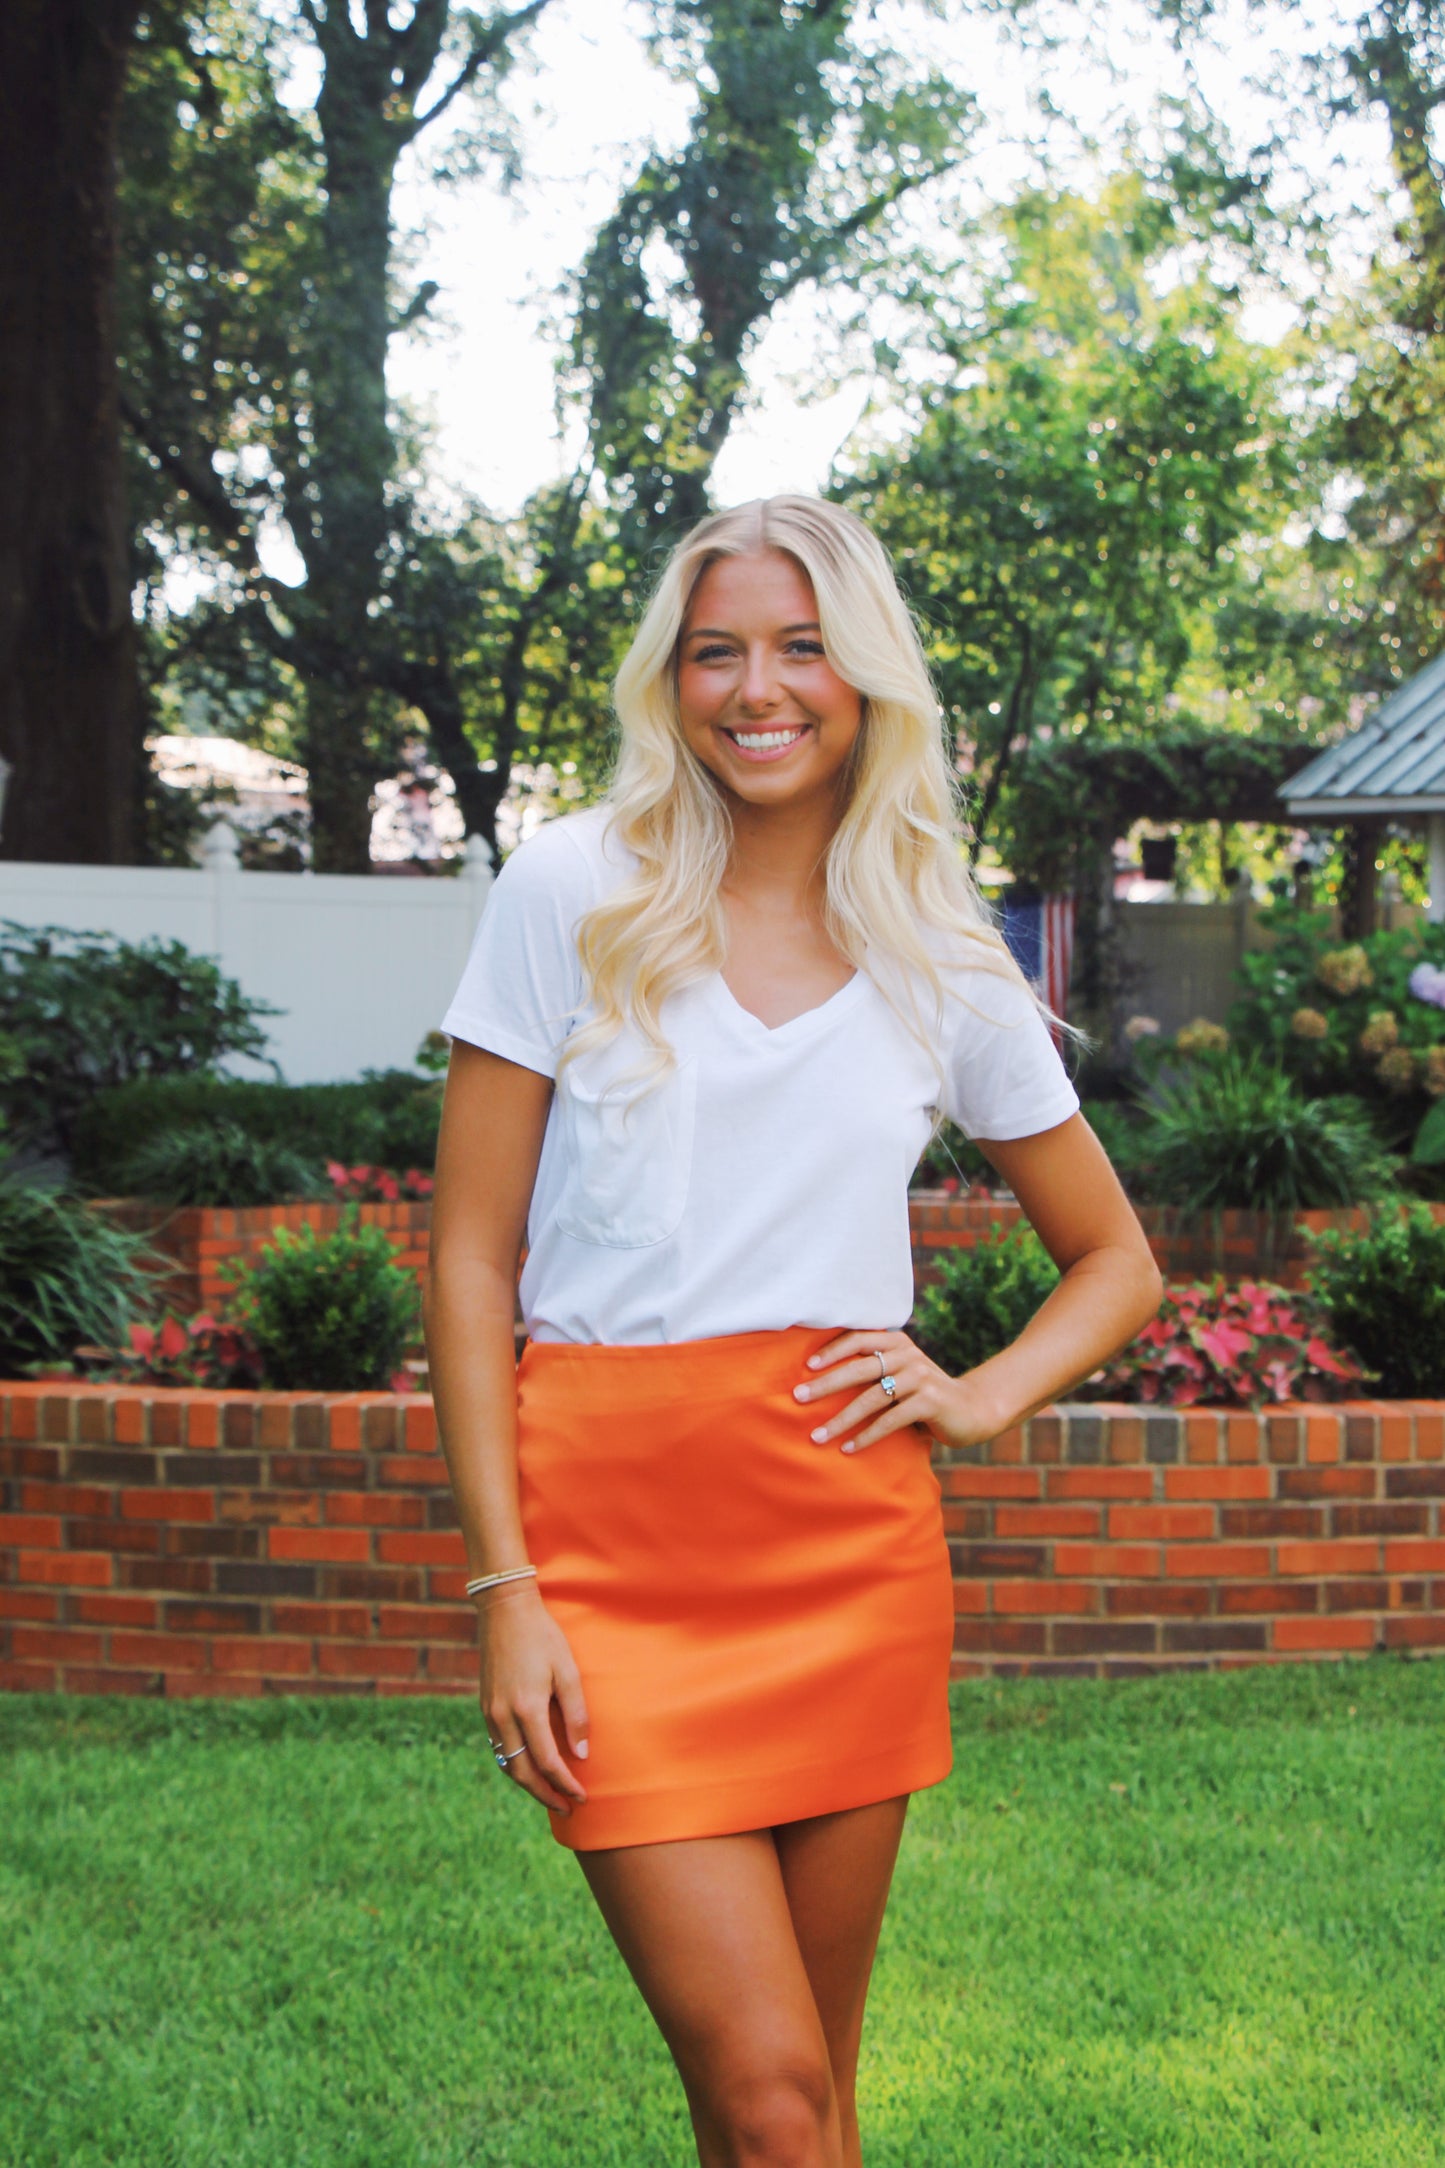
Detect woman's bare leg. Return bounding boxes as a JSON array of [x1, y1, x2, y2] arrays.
[[578, 1830, 843, 2167], [773, 1798, 910, 2168], [576, 1798, 909, 2167]]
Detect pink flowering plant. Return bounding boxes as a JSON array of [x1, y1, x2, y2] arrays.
[[1087, 1277, 1370, 1407], [120, 1311, 265, 1390], [326, 1161, 434, 1203]]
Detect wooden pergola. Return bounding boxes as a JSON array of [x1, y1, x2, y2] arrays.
[[1280, 654, 1445, 929]]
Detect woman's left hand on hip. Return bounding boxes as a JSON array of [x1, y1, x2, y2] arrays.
[[794, 1329, 996, 1454]]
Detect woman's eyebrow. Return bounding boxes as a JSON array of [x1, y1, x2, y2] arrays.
[[683, 621, 822, 638]]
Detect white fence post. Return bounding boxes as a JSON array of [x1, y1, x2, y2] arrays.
[[200, 815, 242, 974], [1428, 814, 1445, 926]]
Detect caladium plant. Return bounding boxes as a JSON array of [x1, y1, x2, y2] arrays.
[[1089, 1279, 1370, 1407], [326, 1161, 434, 1204], [124, 1312, 265, 1390]]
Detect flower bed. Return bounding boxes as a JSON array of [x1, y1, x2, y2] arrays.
[[2, 1382, 1442, 1695]]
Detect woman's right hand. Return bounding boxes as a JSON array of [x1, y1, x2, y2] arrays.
[[478, 1583, 590, 1817]]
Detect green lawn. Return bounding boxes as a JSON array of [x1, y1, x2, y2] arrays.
[[2, 1663, 1442, 2168]]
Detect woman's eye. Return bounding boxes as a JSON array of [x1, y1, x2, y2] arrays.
[[692, 644, 734, 662], [787, 640, 825, 657]]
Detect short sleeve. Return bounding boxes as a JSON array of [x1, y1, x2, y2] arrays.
[[440, 819, 597, 1078], [939, 967, 1081, 1141]]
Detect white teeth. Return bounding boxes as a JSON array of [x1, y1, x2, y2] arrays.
[[728, 728, 805, 750]]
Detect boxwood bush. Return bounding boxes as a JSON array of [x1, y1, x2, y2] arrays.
[[1307, 1204, 1445, 1398], [911, 1223, 1060, 1374], [228, 1208, 421, 1392]]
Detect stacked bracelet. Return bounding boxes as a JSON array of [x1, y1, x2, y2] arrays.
[[464, 1566, 538, 1598]]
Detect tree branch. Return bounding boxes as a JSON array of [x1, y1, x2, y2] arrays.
[[405, 0, 551, 140]]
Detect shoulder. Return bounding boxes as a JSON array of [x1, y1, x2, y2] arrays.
[[492, 804, 633, 909], [906, 922, 1040, 1039]]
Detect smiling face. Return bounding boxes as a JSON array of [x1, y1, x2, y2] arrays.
[[675, 549, 864, 816]]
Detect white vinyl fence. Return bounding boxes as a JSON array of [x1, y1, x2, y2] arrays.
[[0, 821, 494, 1083]]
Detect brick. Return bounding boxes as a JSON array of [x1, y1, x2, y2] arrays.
[[1383, 1539, 1445, 1573], [323, 1492, 426, 1528], [995, 1505, 1100, 1538], [76, 1398, 111, 1444], [1304, 1416, 1342, 1465], [939, 1467, 1040, 1500], [1053, 1544, 1162, 1579], [1046, 1467, 1153, 1501], [1279, 1467, 1376, 1499], [215, 1562, 318, 1597], [11, 1625, 104, 1664], [118, 1557, 211, 1593], [1023, 1413, 1063, 1462], [1164, 1467, 1272, 1502], [1220, 1581, 1319, 1615], [1334, 1504, 1430, 1536], [327, 1403, 363, 1455], [68, 1447, 159, 1484], [1384, 1616, 1445, 1649], [184, 1400, 221, 1450], [1163, 1621, 1269, 1653], [0, 1511, 64, 1547], [1220, 1505, 1323, 1539], [1272, 1616, 1377, 1652], [169, 1525, 260, 1560], [271, 1601, 371, 1638], [1379, 1412, 1413, 1463], [1063, 1415, 1104, 1464], [1414, 1409, 1445, 1461], [375, 1531, 467, 1567], [362, 1403, 401, 1453], [950, 1543, 1045, 1577], [1110, 1505, 1213, 1540], [222, 1403, 258, 1451], [1182, 1413, 1220, 1464], [1106, 1582, 1211, 1616], [0, 1658, 58, 1690], [1343, 1414, 1378, 1463], [1103, 1415, 1145, 1464], [1276, 1540, 1381, 1577], [269, 1453, 368, 1489], [164, 1453, 262, 1486], [268, 1527, 370, 1563], [109, 1630, 208, 1671], [951, 1581, 988, 1614], [75, 1593, 159, 1627], [1164, 1543, 1271, 1579], [164, 1600, 263, 1634], [60, 1666, 160, 1696], [1051, 1622, 1156, 1655], [0, 1589, 60, 1622], [211, 1637, 314, 1676], [66, 1515, 162, 1555], [376, 1454, 451, 1488], [148, 1399, 183, 1448], [941, 1506, 988, 1538], [119, 1486, 214, 1524], [993, 1580, 1094, 1616], [951, 1619, 1047, 1655], [322, 1567, 425, 1603], [317, 1640, 420, 1679], [217, 1489, 319, 1528], [376, 1604, 475, 1643], [1225, 1413, 1264, 1464], [1323, 1579, 1390, 1612], [1266, 1415, 1301, 1464], [1385, 1468, 1445, 1498], [19, 1481, 113, 1517], [418, 1646, 479, 1685], [17, 1549, 111, 1586]]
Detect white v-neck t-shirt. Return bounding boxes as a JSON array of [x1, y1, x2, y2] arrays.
[[440, 806, 1080, 1346]]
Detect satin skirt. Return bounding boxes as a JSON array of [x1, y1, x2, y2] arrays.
[[515, 1324, 955, 1851]]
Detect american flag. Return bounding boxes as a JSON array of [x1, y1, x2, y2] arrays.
[[1001, 890, 1076, 1045]]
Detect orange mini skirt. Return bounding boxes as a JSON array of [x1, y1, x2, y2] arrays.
[[515, 1323, 955, 1852]]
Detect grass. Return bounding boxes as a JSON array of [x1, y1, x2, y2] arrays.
[[2, 1662, 1443, 2167]]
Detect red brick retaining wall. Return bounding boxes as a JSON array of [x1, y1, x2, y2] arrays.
[[2, 1384, 1442, 1695], [94, 1197, 1445, 1316]]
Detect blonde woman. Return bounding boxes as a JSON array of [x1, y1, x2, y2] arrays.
[[427, 495, 1160, 2167]]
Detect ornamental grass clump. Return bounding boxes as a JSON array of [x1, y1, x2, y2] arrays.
[[116, 1121, 328, 1208], [0, 1179, 160, 1375], [1138, 1055, 1398, 1214], [227, 1206, 421, 1392], [911, 1223, 1060, 1373], [1307, 1204, 1445, 1398], [1087, 1279, 1367, 1408]]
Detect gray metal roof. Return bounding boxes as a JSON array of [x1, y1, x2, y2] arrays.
[[1280, 651, 1445, 816]]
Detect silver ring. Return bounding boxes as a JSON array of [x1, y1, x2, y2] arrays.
[[874, 1349, 887, 1380], [495, 1743, 528, 1768], [880, 1374, 898, 1400]]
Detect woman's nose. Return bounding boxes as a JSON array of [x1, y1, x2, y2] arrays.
[[738, 647, 781, 709]]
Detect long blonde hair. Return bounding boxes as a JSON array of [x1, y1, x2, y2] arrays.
[[564, 494, 1040, 1085]]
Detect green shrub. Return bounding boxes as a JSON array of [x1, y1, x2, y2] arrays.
[[116, 1122, 329, 1208], [1307, 1204, 1445, 1398], [0, 922, 276, 1155], [228, 1207, 421, 1392], [0, 1181, 160, 1375], [74, 1072, 441, 1194], [1138, 1057, 1399, 1214], [911, 1223, 1060, 1374], [910, 1119, 991, 1191]]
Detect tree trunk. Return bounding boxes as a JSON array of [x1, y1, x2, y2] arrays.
[[0, 0, 143, 863]]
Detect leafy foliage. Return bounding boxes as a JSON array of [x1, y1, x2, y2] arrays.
[[227, 1207, 421, 1392], [115, 1121, 327, 1208], [118, 1311, 264, 1391], [73, 1072, 440, 1195], [0, 923, 275, 1157], [0, 1183, 160, 1377], [1086, 1278, 1367, 1407], [1307, 1203, 1445, 1399], [1137, 1056, 1399, 1213], [910, 1224, 1060, 1374]]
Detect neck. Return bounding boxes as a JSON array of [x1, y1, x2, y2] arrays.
[[722, 789, 844, 912]]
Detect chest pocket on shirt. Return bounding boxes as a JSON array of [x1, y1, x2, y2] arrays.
[[555, 1054, 698, 1248]]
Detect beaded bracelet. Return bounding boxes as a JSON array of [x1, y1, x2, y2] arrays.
[[464, 1566, 538, 1598]]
